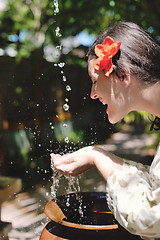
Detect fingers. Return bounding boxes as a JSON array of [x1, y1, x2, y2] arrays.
[[50, 153, 79, 176], [55, 162, 79, 177], [50, 153, 62, 166], [50, 153, 74, 167]]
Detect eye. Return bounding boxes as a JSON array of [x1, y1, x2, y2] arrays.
[[92, 80, 97, 85]]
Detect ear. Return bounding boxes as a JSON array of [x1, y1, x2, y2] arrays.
[[114, 69, 131, 87], [122, 72, 131, 88]]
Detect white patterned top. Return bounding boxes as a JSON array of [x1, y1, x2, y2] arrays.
[[106, 144, 160, 240]]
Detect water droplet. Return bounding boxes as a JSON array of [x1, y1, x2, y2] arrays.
[[66, 197, 70, 206], [78, 206, 84, 217], [54, 0, 59, 15], [51, 163, 54, 169], [58, 62, 65, 68], [63, 103, 69, 111], [56, 45, 62, 50], [65, 98, 69, 102], [64, 137, 69, 143], [63, 123, 68, 128], [55, 27, 62, 37], [62, 76, 67, 82], [66, 85, 71, 91]]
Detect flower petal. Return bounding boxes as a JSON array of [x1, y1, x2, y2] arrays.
[[95, 44, 105, 57], [94, 57, 103, 70], [94, 57, 110, 71], [107, 42, 121, 59], [103, 36, 115, 50], [94, 36, 121, 77], [104, 60, 113, 77]]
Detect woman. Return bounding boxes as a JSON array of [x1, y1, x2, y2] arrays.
[[51, 22, 160, 240]]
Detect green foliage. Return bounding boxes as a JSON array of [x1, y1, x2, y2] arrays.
[[1, 0, 160, 61], [124, 111, 152, 125], [0, 0, 58, 60], [55, 129, 84, 143], [123, 111, 160, 148]]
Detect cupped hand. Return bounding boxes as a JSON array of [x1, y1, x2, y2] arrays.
[[50, 146, 95, 176]]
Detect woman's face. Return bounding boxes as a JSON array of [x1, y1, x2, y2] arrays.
[[88, 55, 131, 124]]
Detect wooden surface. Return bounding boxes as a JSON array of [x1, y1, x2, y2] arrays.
[[0, 176, 22, 204], [1, 187, 50, 239], [0, 176, 22, 239]]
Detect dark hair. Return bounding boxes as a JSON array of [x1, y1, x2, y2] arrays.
[[87, 22, 160, 83], [87, 22, 160, 130]]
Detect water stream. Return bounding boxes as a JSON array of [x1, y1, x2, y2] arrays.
[[50, 0, 83, 215]]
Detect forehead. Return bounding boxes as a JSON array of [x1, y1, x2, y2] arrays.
[[88, 55, 97, 76]]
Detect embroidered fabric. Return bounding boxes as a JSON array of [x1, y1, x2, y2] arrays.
[[106, 144, 160, 240]]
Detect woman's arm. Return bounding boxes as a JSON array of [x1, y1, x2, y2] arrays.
[[50, 146, 123, 181], [51, 145, 160, 239]]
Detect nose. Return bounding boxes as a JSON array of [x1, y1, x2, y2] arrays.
[[90, 85, 98, 99]]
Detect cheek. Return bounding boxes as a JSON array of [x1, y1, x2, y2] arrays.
[[101, 81, 111, 97], [110, 81, 125, 106]]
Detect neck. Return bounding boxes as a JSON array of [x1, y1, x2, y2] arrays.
[[132, 80, 160, 118]]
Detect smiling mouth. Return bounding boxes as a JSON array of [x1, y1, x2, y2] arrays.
[[99, 98, 108, 112], [106, 105, 108, 114], [99, 98, 105, 104]]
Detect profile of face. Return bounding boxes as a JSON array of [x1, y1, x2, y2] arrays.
[[88, 55, 132, 124]]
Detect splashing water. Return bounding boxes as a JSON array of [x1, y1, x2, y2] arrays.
[[58, 62, 65, 68], [51, 0, 82, 206], [62, 75, 67, 82], [50, 164, 81, 199], [53, 0, 59, 15], [66, 85, 72, 91], [63, 123, 68, 128], [63, 103, 69, 111], [51, 0, 89, 217], [64, 136, 69, 143], [55, 26, 62, 38], [50, 166, 61, 198]]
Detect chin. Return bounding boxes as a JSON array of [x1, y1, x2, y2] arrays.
[[108, 118, 119, 124], [107, 113, 124, 124]]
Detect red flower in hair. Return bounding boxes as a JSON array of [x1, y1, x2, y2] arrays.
[[94, 36, 121, 77]]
